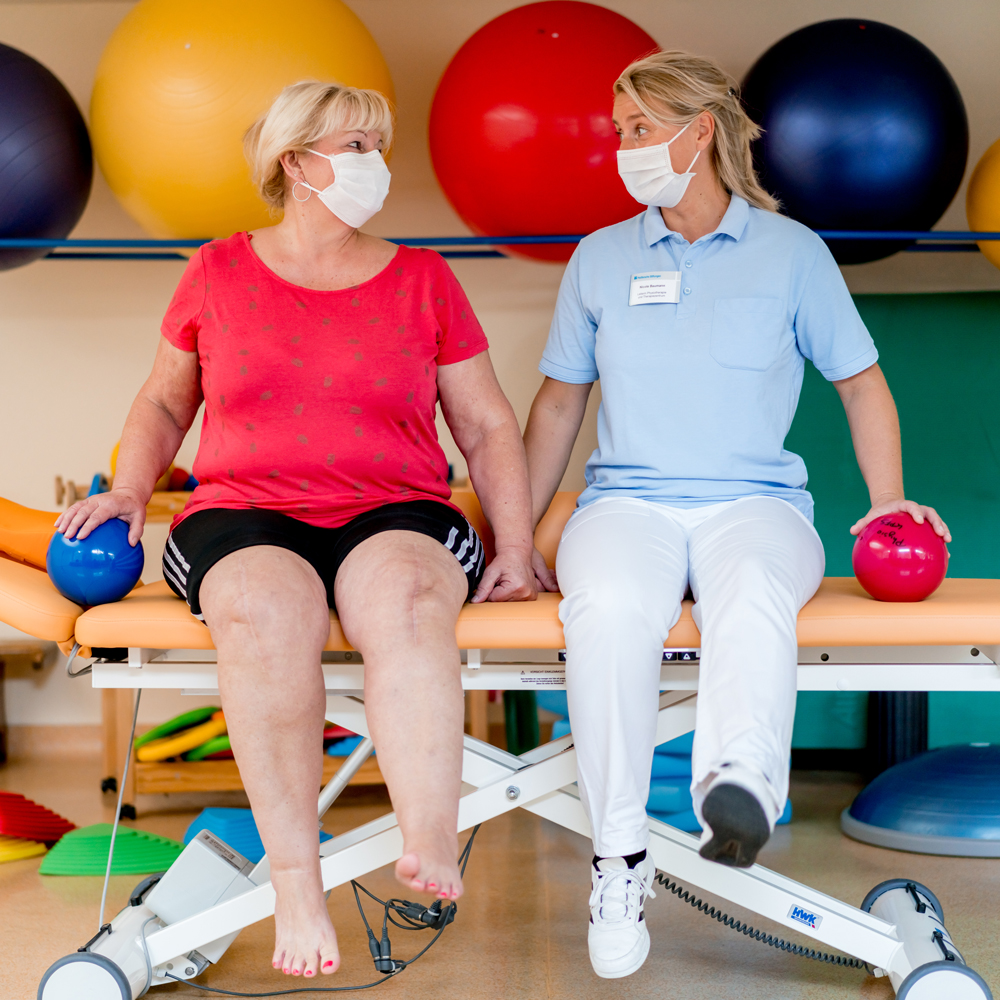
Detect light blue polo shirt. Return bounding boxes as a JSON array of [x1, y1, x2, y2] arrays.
[[539, 196, 878, 521]]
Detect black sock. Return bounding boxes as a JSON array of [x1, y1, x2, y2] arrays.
[[593, 849, 647, 871]]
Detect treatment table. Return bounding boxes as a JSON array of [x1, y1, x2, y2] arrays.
[[0, 492, 996, 999]]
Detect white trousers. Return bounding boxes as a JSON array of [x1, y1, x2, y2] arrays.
[[556, 496, 825, 858]]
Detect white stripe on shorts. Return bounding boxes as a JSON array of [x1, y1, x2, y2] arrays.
[[162, 563, 187, 597], [167, 535, 191, 572], [162, 550, 187, 585]]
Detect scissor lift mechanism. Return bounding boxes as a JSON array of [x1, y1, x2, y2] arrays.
[[35, 643, 998, 999]]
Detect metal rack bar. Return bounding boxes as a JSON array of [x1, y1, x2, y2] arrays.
[[0, 231, 995, 260]]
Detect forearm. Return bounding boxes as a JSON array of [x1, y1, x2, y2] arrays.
[[465, 417, 535, 555], [838, 365, 904, 504], [113, 394, 189, 503], [522, 378, 590, 527]]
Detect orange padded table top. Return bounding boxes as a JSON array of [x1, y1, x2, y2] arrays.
[[73, 577, 1000, 652], [0, 556, 81, 644]]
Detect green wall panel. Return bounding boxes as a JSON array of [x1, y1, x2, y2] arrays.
[[787, 292, 1000, 748], [792, 692, 867, 749]]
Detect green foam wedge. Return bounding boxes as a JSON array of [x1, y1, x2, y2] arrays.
[[183, 734, 232, 761], [39, 823, 184, 876], [134, 706, 219, 749]]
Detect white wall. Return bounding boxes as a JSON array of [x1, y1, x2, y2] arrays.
[[2, 0, 1000, 723]]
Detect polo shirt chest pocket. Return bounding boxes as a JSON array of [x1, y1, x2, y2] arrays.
[[710, 297, 786, 372]]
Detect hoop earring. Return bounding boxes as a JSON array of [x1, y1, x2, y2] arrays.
[[291, 181, 312, 203]]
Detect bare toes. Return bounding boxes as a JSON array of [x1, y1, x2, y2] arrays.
[[396, 852, 422, 888]]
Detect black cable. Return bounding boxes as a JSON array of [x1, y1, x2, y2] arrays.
[[652, 871, 871, 971], [165, 826, 482, 998], [163, 972, 403, 995]]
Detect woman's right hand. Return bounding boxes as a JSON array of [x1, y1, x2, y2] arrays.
[[532, 546, 559, 592], [54, 487, 148, 546]]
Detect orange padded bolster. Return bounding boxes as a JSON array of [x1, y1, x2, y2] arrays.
[[0, 555, 82, 643], [72, 577, 1000, 653], [0, 497, 58, 571]]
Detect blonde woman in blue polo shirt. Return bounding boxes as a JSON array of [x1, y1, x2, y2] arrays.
[[523, 50, 951, 980]]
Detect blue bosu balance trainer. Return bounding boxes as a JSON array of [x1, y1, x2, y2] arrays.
[[842, 744, 1000, 856]]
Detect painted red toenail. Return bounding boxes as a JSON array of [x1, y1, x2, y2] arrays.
[[323, 961, 334, 968]]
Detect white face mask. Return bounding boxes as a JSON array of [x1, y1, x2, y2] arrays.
[[293, 147, 391, 228], [616, 120, 700, 209]]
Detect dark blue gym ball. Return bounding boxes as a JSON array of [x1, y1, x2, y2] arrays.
[[0, 44, 92, 270], [742, 20, 968, 264], [47, 518, 143, 607]]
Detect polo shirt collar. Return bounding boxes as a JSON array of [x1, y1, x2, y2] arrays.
[[642, 194, 750, 247]]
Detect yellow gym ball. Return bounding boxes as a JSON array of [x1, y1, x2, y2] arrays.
[[90, 0, 394, 239], [967, 137, 1000, 270]]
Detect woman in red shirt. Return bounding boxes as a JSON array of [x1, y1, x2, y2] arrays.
[[56, 81, 535, 980]]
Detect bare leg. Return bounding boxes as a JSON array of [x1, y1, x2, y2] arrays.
[[200, 547, 338, 979], [335, 531, 467, 899]]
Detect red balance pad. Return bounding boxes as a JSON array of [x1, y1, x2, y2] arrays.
[[0, 791, 75, 842], [324, 725, 355, 741]]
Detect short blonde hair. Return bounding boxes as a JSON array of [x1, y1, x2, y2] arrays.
[[244, 80, 394, 211], [614, 51, 779, 213]]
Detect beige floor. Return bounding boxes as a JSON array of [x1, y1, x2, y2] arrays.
[[1, 757, 998, 1000]]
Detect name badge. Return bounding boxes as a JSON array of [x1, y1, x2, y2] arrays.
[[629, 271, 681, 306]]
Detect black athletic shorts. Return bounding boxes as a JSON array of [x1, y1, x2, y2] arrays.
[[162, 500, 486, 620]]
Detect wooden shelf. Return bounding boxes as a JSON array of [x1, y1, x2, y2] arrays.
[[105, 689, 492, 812], [134, 754, 383, 795], [145, 491, 193, 523]]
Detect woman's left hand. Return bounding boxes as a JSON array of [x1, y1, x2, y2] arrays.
[[471, 546, 538, 603], [850, 497, 952, 542]]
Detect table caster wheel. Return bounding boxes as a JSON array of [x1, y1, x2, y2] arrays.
[[896, 961, 992, 999], [38, 953, 131, 1000]]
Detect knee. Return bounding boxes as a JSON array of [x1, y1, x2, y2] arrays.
[[561, 578, 669, 639], [202, 558, 329, 648], [347, 556, 459, 647], [703, 557, 792, 610]]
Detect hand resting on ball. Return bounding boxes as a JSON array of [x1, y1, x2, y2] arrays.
[[850, 497, 951, 543], [54, 487, 146, 547]]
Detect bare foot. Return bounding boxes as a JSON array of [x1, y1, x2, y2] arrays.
[[395, 834, 463, 899], [270, 868, 341, 977]]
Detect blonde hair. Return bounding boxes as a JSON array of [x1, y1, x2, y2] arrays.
[[614, 51, 778, 213], [244, 80, 394, 211]]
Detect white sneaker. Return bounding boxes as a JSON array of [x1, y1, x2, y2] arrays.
[[587, 855, 657, 979]]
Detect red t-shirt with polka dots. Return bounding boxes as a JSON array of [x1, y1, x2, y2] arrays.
[[160, 233, 489, 530]]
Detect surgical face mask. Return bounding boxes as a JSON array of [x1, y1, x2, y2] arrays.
[[293, 147, 390, 228], [616, 120, 700, 209]]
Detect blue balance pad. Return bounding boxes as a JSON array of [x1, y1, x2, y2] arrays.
[[647, 781, 692, 814], [540, 713, 789, 836], [327, 735, 371, 756], [185, 808, 331, 864], [842, 743, 1000, 856]]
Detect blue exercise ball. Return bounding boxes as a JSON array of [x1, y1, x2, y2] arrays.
[[742, 20, 968, 264], [843, 744, 1000, 856], [47, 519, 143, 606], [0, 43, 92, 270]]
